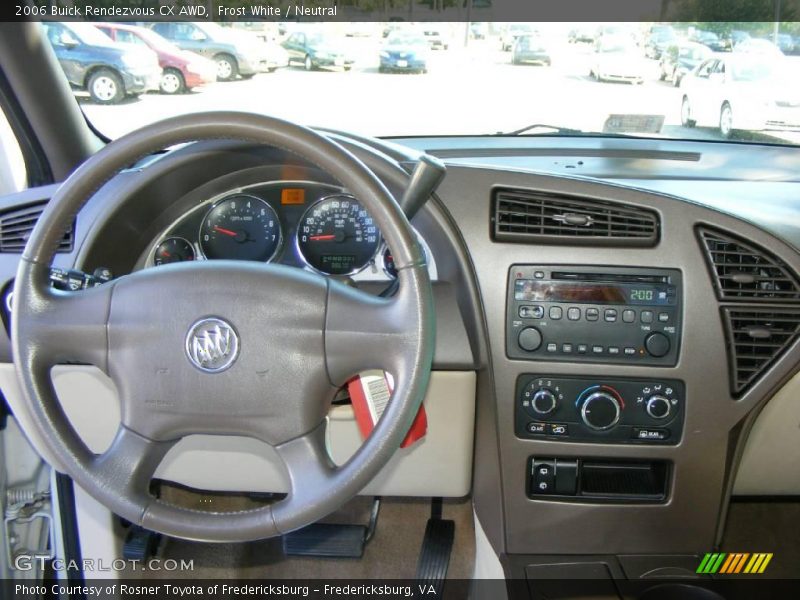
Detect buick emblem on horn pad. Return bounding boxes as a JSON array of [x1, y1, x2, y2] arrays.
[[185, 317, 239, 373]]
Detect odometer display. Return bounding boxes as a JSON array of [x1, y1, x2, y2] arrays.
[[200, 195, 281, 262], [297, 196, 380, 275]]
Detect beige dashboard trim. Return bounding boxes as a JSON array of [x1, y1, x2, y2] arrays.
[[0, 365, 476, 497]]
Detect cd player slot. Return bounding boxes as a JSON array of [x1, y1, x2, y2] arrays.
[[551, 271, 670, 284]]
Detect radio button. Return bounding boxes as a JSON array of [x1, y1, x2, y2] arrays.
[[549, 306, 563, 320], [604, 309, 618, 322], [645, 332, 671, 357], [577, 344, 588, 354], [519, 305, 544, 319], [518, 327, 543, 352], [641, 310, 654, 324], [567, 307, 581, 321], [546, 343, 558, 353], [585, 308, 599, 321], [608, 346, 620, 355], [622, 309, 636, 323], [562, 343, 573, 353], [592, 345, 604, 354], [624, 347, 637, 356], [658, 312, 670, 322]]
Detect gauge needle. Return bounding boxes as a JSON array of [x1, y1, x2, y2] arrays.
[[214, 226, 238, 237], [309, 234, 337, 241]]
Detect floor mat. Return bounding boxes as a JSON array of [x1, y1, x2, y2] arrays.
[[721, 500, 800, 578], [127, 489, 475, 580]]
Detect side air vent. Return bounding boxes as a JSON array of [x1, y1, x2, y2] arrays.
[[0, 202, 73, 253], [698, 227, 800, 301], [492, 188, 659, 246], [723, 309, 800, 394]]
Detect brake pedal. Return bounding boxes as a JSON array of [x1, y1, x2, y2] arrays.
[[122, 525, 161, 561], [282, 497, 380, 558]]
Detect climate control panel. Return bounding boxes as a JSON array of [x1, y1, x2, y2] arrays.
[[515, 375, 684, 444]]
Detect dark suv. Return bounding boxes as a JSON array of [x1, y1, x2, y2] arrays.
[[42, 22, 160, 104]]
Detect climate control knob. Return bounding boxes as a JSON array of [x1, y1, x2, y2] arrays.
[[531, 389, 558, 415], [580, 391, 622, 431], [518, 327, 543, 352], [646, 395, 672, 419]]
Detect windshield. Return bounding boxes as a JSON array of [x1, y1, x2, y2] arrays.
[[63, 21, 800, 145], [65, 22, 116, 47]]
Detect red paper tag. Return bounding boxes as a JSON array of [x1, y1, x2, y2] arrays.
[[348, 371, 427, 448]]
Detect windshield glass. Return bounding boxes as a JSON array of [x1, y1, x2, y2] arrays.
[[65, 22, 116, 47], [61, 21, 800, 145]]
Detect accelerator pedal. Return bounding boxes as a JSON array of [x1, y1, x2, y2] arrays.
[[282, 497, 380, 558], [415, 498, 455, 591]]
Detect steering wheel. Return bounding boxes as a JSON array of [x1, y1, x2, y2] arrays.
[[11, 112, 434, 542]]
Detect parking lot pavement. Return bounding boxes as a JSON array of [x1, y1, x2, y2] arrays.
[[81, 39, 800, 145]]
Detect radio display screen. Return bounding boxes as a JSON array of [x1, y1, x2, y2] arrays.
[[514, 280, 673, 306]]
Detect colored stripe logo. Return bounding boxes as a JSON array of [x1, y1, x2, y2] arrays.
[[697, 552, 773, 574]]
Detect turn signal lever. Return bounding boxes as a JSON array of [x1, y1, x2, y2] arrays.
[[398, 154, 446, 221]]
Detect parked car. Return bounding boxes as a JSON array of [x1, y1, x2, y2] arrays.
[[501, 23, 535, 51], [691, 30, 727, 52], [680, 55, 800, 138], [94, 23, 216, 95], [149, 21, 287, 81], [659, 41, 712, 87], [729, 29, 751, 49], [568, 26, 595, 44], [776, 34, 795, 54], [590, 35, 648, 84], [645, 28, 678, 59], [734, 38, 785, 58], [41, 21, 159, 104], [379, 30, 429, 74], [512, 34, 552, 66], [282, 30, 354, 71], [421, 26, 449, 51], [469, 23, 488, 40]]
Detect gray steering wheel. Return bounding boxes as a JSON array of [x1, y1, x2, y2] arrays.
[[11, 112, 434, 542]]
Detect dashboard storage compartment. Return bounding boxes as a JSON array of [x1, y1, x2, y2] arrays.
[[528, 457, 669, 502]]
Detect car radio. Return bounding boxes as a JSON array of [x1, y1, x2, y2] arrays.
[[506, 265, 682, 366]]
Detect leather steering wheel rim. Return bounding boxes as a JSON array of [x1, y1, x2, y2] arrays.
[[11, 112, 434, 542]]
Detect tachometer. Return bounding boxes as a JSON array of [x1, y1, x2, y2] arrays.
[[200, 195, 282, 262], [154, 237, 195, 266], [297, 196, 380, 275]]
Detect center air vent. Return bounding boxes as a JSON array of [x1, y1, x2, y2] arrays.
[[698, 227, 800, 301], [0, 201, 73, 253], [492, 188, 659, 246], [723, 309, 800, 394]]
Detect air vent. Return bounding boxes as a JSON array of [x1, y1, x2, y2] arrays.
[[0, 202, 73, 253], [723, 309, 800, 394], [698, 227, 800, 301], [492, 189, 659, 246]]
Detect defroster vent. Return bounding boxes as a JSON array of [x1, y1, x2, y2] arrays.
[[698, 227, 800, 301], [492, 188, 659, 246], [723, 309, 800, 394], [0, 202, 73, 253]]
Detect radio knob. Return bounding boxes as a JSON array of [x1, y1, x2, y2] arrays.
[[645, 332, 671, 357], [646, 395, 672, 419], [531, 389, 558, 415], [580, 392, 622, 431], [518, 327, 543, 352]]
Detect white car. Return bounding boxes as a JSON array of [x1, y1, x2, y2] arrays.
[[501, 23, 536, 51], [680, 55, 800, 138], [590, 36, 649, 84]]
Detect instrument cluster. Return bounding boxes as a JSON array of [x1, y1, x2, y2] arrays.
[[145, 181, 435, 280]]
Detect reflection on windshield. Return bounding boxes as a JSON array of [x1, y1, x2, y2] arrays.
[[55, 21, 800, 146]]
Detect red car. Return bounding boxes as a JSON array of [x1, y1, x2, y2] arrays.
[[94, 23, 216, 94]]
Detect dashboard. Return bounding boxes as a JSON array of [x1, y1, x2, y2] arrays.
[[1, 130, 800, 585]]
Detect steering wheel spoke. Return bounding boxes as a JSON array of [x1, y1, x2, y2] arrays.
[[13, 261, 112, 371]]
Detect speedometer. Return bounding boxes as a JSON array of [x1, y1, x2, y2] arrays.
[[200, 195, 281, 262], [297, 196, 380, 275]]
